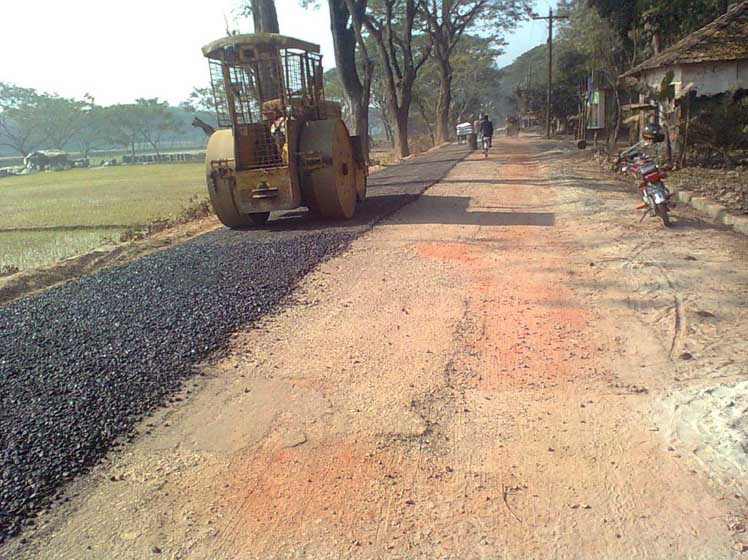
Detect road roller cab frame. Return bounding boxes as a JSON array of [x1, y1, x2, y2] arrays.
[[202, 33, 367, 227]]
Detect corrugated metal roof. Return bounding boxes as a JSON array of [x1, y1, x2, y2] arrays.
[[622, 1, 748, 78]]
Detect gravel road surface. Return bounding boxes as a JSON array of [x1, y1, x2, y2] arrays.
[[0, 143, 467, 542]]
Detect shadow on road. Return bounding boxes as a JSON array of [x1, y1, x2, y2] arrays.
[[398, 195, 555, 226], [248, 194, 555, 231]]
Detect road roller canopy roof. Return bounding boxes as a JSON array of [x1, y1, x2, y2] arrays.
[[203, 32, 327, 129], [202, 33, 321, 61]]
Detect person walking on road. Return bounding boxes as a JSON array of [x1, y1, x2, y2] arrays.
[[479, 115, 494, 148]]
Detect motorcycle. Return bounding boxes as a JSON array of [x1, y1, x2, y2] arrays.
[[616, 140, 674, 228]]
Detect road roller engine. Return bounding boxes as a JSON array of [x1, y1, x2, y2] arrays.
[[201, 33, 367, 227]]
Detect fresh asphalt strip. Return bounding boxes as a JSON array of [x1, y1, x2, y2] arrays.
[[0, 143, 468, 542]]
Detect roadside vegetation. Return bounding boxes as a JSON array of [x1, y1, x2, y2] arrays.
[[0, 164, 205, 272], [503, 1, 745, 154]]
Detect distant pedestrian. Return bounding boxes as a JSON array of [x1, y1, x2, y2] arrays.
[[479, 115, 494, 147]]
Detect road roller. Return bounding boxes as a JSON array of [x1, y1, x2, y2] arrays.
[[201, 33, 367, 227]]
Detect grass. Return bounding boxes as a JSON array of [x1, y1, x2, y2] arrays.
[[0, 164, 207, 272]]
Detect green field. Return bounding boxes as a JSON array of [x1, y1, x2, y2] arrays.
[[1, 164, 207, 272]]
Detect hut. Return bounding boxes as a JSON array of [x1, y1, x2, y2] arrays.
[[620, 1, 748, 163]]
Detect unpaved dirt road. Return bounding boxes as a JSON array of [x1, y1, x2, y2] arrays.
[[6, 137, 748, 559]]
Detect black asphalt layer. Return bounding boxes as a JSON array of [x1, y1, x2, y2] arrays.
[[0, 143, 468, 542]]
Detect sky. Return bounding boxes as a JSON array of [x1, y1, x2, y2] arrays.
[[496, 1, 552, 69], [0, 0, 547, 107]]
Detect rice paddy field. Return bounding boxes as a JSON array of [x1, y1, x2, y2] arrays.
[[0, 164, 206, 273]]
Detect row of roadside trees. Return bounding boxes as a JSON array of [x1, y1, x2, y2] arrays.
[[243, 0, 532, 159], [2, 0, 529, 163], [0, 83, 206, 159], [324, 34, 504, 149]]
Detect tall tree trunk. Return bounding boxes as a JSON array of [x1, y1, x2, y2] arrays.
[[392, 104, 411, 158], [367, 32, 415, 158], [435, 57, 452, 144], [415, 96, 435, 146], [361, 0, 428, 160], [387, 85, 412, 158], [251, 0, 279, 32], [249, 0, 281, 101], [378, 102, 394, 147], [351, 97, 371, 162], [329, 0, 372, 163]]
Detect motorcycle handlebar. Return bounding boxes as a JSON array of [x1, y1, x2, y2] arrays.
[[619, 140, 649, 158]]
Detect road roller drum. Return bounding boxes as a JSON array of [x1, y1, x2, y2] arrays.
[[205, 130, 252, 228], [299, 119, 358, 220]]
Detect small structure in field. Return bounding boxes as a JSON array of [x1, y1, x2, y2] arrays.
[[23, 150, 70, 171]]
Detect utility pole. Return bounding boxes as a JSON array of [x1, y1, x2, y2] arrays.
[[533, 9, 569, 139]]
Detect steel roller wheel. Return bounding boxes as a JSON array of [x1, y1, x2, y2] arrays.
[[205, 129, 253, 228], [299, 119, 357, 220]]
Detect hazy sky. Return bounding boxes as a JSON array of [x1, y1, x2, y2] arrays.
[[1, 0, 547, 106]]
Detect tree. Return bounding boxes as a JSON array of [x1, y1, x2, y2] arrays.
[[447, 37, 503, 125], [104, 104, 142, 157], [180, 87, 216, 113], [249, 0, 280, 32], [327, 0, 374, 162], [0, 83, 44, 156], [134, 98, 182, 157], [560, 4, 632, 149], [74, 95, 105, 158], [413, 35, 502, 139], [323, 67, 354, 124], [588, 0, 731, 56], [35, 95, 88, 150], [419, 0, 531, 143], [360, 0, 432, 157]]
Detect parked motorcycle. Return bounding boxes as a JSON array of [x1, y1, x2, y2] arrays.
[[615, 123, 674, 228]]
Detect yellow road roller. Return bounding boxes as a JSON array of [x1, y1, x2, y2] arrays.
[[201, 33, 367, 227]]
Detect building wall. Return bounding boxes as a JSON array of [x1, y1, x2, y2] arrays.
[[738, 60, 748, 83], [681, 61, 746, 96], [639, 61, 747, 98], [638, 67, 684, 97]]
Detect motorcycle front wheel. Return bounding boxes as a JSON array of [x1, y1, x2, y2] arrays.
[[655, 202, 671, 227]]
